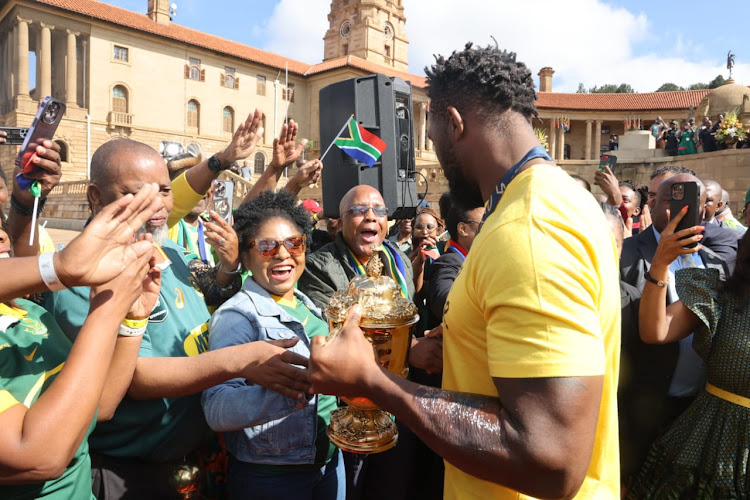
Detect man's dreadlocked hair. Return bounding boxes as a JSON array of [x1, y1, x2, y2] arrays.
[[425, 42, 538, 125]]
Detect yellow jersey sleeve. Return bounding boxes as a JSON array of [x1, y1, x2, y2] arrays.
[[474, 214, 606, 379], [0, 389, 21, 414], [168, 172, 203, 228]]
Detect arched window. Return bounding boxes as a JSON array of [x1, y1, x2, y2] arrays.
[[223, 107, 234, 134], [54, 140, 69, 163], [187, 100, 200, 128], [112, 85, 128, 113], [254, 152, 265, 174]]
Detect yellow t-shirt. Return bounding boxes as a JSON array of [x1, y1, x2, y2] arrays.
[[168, 172, 203, 229], [442, 165, 621, 499]]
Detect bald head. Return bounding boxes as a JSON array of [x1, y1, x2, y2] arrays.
[[652, 173, 705, 232], [90, 139, 163, 187], [703, 180, 722, 222], [338, 184, 388, 261]]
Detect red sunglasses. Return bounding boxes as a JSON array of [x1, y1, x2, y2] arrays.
[[249, 235, 306, 258]]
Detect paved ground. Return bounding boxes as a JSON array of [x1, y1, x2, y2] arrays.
[[45, 227, 81, 247]]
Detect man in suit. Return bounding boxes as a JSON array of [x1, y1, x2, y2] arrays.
[[620, 172, 728, 480]]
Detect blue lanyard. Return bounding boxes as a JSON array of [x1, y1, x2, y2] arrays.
[[196, 220, 209, 264], [483, 146, 553, 222]]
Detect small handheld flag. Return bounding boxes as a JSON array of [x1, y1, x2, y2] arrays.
[[323, 117, 386, 167]]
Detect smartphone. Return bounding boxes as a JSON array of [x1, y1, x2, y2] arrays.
[[0, 127, 30, 145], [15, 97, 66, 189], [669, 181, 701, 248], [598, 154, 617, 172], [211, 179, 234, 224]]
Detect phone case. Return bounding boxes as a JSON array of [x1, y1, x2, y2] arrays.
[[15, 96, 66, 190], [669, 181, 701, 248], [212, 180, 234, 223]]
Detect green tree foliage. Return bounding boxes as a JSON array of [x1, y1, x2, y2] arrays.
[[588, 83, 635, 93], [687, 82, 709, 90], [656, 82, 684, 92], [576, 82, 587, 93], [708, 75, 726, 89]]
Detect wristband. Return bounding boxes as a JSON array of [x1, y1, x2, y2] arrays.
[[644, 271, 668, 288], [118, 323, 146, 337], [218, 261, 242, 275], [11, 194, 46, 216], [38, 252, 67, 291], [122, 317, 148, 329]]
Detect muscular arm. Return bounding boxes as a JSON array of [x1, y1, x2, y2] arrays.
[[366, 370, 601, 499]]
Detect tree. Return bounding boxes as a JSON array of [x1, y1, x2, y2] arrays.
[[589, 83, 635, 93], [576, 82, 587, 94], [687, 82, 709, 90], [708, 75, 726, 89], [656, 82, 684, 92]]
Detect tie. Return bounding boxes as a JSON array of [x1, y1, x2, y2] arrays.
[[680, 253, 698, 269]]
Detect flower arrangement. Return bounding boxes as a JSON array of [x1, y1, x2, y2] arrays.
[[715, 109, 747, 146], [535, 128, 549, 152]]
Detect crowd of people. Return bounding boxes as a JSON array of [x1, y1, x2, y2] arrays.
[[1, 42, 750, 500], [649, 115, 742, 155]]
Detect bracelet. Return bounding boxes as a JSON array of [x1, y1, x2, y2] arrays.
[[11, 194, 46, 216], [644, 270, 668, 288], [118, 323, 146, 337], [122, 317, 149, 329], [217, 261, 242, 275], [38, 252, 67, 291]]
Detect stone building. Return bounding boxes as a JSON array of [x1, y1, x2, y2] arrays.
[[1, 0, 749, 224]]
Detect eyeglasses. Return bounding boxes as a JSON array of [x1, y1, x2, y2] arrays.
[[414, 223, 438, 231], [249, 235, 306, 258], [345, 205, 388, 217]]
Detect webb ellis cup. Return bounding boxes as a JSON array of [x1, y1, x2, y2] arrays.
[[325, 253, 419, 453]]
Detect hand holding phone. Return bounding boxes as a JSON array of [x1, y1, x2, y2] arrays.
[[669, 181, 701, 248], [15, 97, 66, 189]]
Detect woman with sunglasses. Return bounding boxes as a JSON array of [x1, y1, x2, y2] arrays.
[[201, 190, 344, 500], [409, 207, 445, 295]]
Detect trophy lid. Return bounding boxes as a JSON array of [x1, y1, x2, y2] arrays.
[[326, 253, 418, 328]]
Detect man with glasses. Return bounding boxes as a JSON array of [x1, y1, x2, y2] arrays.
[[299, 185, 414, 311]]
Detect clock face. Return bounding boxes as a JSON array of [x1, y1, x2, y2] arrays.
[[384, 22, 394, 40], [340, 21, 351, 38]]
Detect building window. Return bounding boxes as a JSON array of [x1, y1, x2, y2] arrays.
[[113, 45, 129, 62], [187, 99, 200, 128], [112, 85, 128, 113], [223, 106, 234, 133], [343, 44, 348, 55], [185, 58, 205, 82], [223, 67, 237, 89], [55, 140, 69, 163], [282, 83, 295, 103], [257, 75, 266, 96], [254, 152, 265, 174], [384, 45, 391, 64]]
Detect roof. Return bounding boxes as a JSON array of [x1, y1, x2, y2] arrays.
[[306, 56, 427, 88], [536, 89, 712, 111], [30, 0, 427, 85]]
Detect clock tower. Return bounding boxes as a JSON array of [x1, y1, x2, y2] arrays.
[[323, 0, 409, 72]]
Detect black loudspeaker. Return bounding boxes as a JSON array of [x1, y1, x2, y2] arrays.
[[319, 73, 418, 220]]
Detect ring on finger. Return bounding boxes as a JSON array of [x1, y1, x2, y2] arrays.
[[220, 237, 226, 246]]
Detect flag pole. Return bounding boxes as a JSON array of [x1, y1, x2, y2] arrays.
[[319, 115, 354, 162]]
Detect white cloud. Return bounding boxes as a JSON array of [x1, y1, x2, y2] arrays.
[[258, 0, 747, 93]]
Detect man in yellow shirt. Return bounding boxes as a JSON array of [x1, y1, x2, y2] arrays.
[[309, 43, 621, 499]]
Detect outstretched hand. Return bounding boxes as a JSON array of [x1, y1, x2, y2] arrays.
[[238, 338, 312, 401], [283, 159, 322, 195], [270, 120, 308, 171], [594, 165, 622, 207], [309, 304, 382, 398], [204, 211, 240, 270], [55, 183, 164, 287]]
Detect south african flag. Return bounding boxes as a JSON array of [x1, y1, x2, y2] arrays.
[[334, 117, 387, 167]]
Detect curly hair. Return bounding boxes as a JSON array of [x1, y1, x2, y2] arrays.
[[233, 190, 312, 251], [414, 206, 445, 231], [425, 42, 538, 125], [650, 165, 695, 181]]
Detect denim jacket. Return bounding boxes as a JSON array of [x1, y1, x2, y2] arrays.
[[201, 278, 325, 465]]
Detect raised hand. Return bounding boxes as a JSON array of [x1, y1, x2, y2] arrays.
[[283, 159, 322, 195], [55, 183, 164, 287], [593, 165, 622, 207], [90, 246, 158, 321], [221, 109, 264, 164], [651, 206, 703, 270], [270, 120, 308, 172], [204, 211, 240, 271], [12, 139, 61, 206]]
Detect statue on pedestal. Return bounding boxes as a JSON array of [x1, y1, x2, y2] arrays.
[[727, 51, 735, 79]]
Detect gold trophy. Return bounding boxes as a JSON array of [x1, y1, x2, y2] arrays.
[[325, 253, 419, 454]]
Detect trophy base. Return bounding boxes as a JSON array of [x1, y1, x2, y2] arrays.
[[327, 406, 398, 454]]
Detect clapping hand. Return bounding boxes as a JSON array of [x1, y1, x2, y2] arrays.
[[270, 120, 308, 172]]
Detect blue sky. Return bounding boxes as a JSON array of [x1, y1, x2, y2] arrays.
[[98, 0, 748, 93]]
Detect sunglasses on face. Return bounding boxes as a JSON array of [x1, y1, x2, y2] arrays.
[[414, 223, 438, 231], [346, 205, 388, 217], [249, 235, 306, 258]]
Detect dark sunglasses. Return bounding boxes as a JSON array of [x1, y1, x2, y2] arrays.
[[249, 235, 306, 258], [346, 205, 388, 217]]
